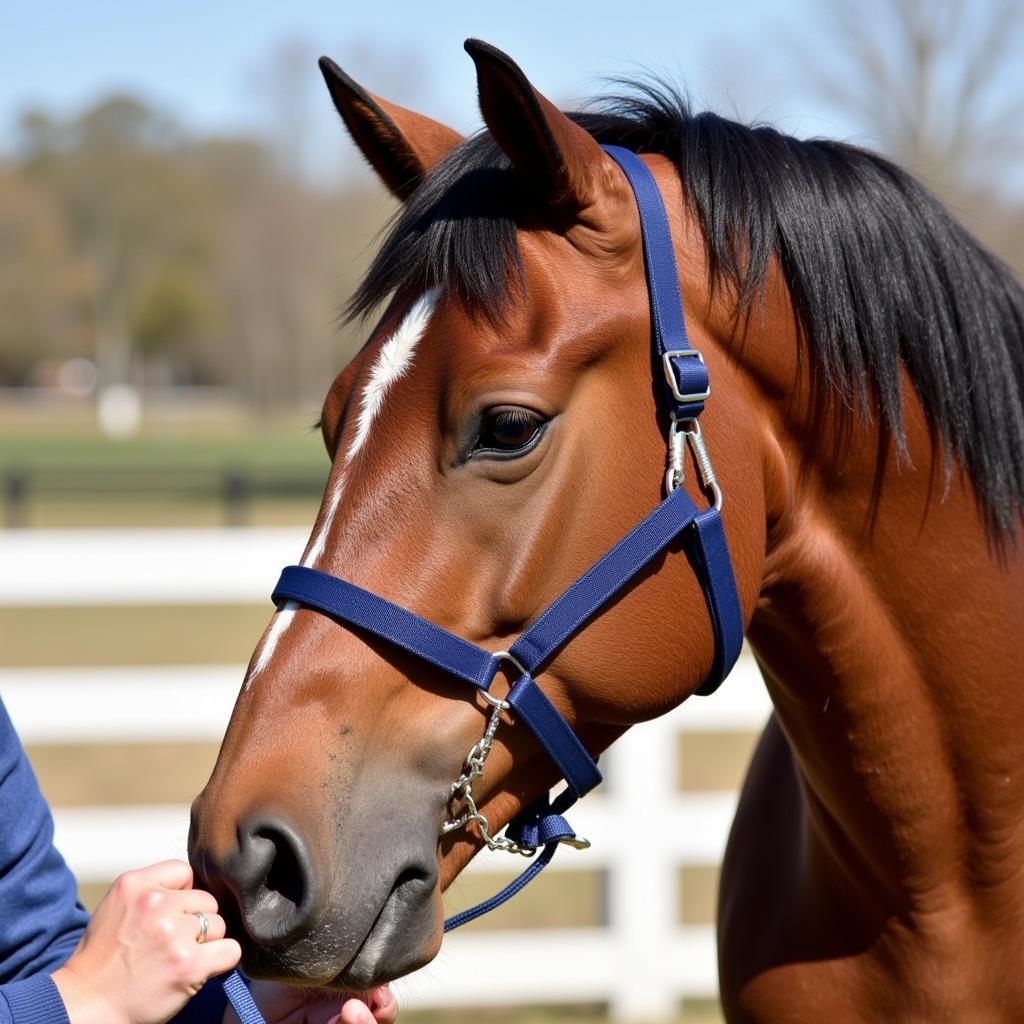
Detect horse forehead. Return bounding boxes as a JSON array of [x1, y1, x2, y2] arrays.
[[348, 290, 438, 454], [333, 223, 645, 428], [321, 291, 440, 441]]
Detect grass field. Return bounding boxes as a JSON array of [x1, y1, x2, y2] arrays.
[[0, 395, 328, 459], [0, 395, 328, 528]]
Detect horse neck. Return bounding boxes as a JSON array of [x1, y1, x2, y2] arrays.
[[736, 311, 1024, 917]]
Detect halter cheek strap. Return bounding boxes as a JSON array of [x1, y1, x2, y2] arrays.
[[220, 144, 743, 1023]]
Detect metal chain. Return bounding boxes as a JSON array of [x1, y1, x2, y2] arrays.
[[441, 692, 535, 857]]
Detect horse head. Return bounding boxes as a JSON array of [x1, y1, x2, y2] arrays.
[[188, 40, 767, 989]]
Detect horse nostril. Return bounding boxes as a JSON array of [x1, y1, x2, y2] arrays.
[[228, 817, 317, 944], [261, 825, 305, 909]]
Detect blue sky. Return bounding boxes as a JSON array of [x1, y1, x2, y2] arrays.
[[4, 1, 1023, 196], [1, 0, 870, 175]]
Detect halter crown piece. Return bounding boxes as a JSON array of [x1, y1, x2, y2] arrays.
[[220, 146, 744, 1022]]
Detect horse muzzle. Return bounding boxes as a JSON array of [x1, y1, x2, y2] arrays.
[[189, 800, 444, 988]]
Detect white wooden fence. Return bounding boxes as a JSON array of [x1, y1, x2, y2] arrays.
[[0, 529, 772, 1021]]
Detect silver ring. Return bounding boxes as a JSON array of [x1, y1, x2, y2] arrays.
[[190, 910, 209, 945], [494, 649, 528, 676]]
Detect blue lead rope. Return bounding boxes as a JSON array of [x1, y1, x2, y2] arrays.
[[442, 788, 580, 932], [218, 143, 743, 1021], [222, 970, 263, 1023]]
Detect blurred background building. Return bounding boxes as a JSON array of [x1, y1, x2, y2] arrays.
[[1, 1, 1022, 1021]]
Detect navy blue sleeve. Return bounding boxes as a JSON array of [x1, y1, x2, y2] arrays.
[[0, 977, 228, 1024], [0, 974, 70, 1024], [0, 697, 88, 984], [0, 697, 229, 1023]]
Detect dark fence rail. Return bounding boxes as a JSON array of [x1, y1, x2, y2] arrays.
[[2, 464, 328, 528]]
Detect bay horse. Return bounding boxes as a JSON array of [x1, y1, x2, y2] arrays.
[[190, 39, 1024, 1021]]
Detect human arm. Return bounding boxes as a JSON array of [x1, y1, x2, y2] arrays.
[[0, 696, 89, 1023], [0, 698, 239, 1024]]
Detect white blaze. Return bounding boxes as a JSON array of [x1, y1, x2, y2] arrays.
[[301, 472, 345, 571], [245, 289, 438, 687], [347, 288, 438, 461]]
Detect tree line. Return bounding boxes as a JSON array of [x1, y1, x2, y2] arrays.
[[0, 94, 393, 409], [2, 0, 1022, 411]]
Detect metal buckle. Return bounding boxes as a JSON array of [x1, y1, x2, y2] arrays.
[[662, 349, 711, 404]]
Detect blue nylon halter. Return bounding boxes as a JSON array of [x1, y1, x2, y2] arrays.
[[220, 144, 743, 1022]]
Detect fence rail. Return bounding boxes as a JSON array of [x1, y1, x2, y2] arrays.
[[0, 527, 306, 604], [1, 529, 773, 1021], [2, 465, 326, 528]]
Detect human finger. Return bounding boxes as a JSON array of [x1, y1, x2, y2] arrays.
[[142, 887, 219, 935], [175, 887, 220, 917], [196, 936, 242, 978], [136, 858, 195, 891], [182, 909, 227, 944], [331, 1000, 365, 1024], [333, 996, 376, 1024], [108, 860, 194, 901], [368, 986, 397, 1024]]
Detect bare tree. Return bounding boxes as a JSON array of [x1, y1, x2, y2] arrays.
[[801, 0, 1024, 201]]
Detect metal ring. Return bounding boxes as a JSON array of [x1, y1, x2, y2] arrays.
[[482, 650, 528, 709], [493, 649, 528, 677], [190, 910, 209, 945]]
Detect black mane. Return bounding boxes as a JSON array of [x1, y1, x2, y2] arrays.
[[349, 82, 1024, 537]]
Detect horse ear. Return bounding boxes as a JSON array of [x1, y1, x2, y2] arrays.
[[464, 39, 610, 215], [319, 56, 463, 200]]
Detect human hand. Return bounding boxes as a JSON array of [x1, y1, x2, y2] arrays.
[[223, 981, 397, 1024], [53, 860, 241, 1024]]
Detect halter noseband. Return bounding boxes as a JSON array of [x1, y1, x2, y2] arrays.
[[222, 146, 743, 1023]]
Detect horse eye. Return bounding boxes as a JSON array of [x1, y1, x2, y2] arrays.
[[471, 407, 547, 459]]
